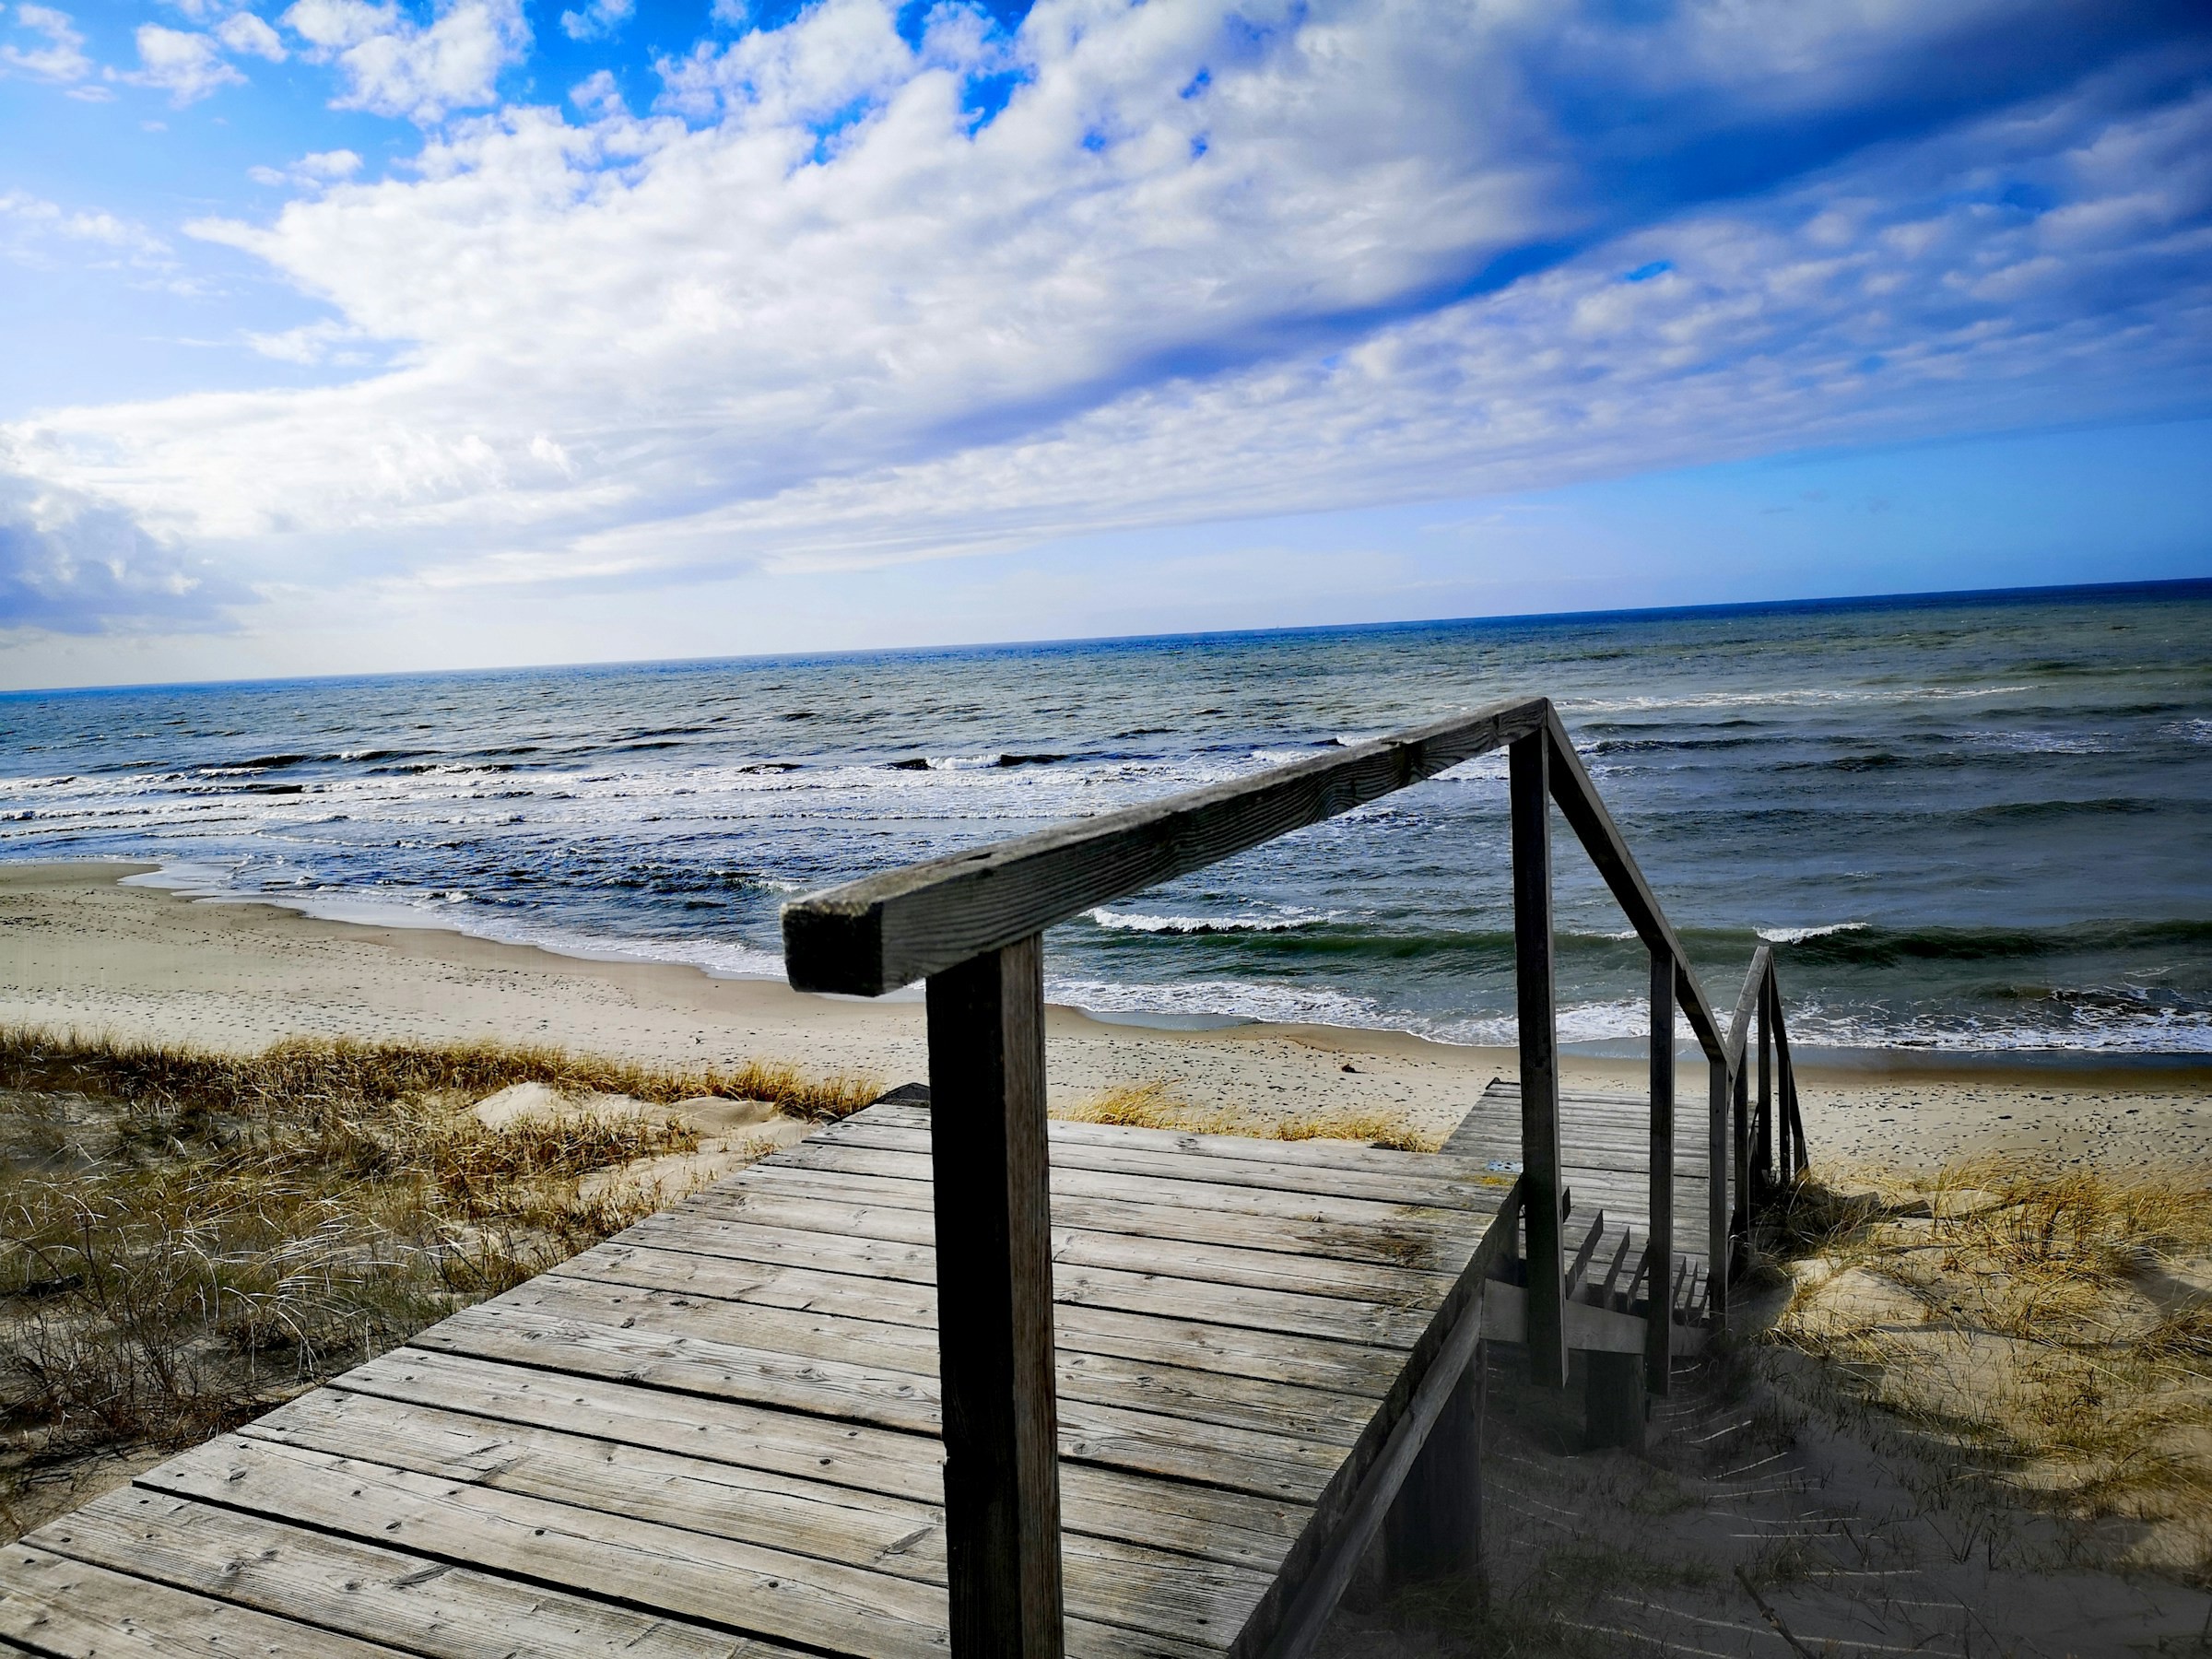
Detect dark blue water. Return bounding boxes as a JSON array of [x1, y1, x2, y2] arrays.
[[5, 582, 2209, 1054]]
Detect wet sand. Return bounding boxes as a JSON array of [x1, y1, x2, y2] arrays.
[[4, 862, 2206, 1169]]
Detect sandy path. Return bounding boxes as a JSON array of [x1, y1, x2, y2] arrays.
[[3, 863, 2206, 1169]]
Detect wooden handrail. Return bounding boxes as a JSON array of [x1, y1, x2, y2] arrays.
[[784, 696, 1548, 995], [780, 695, 1808, 1659], [1538, 708, 1727, 1061]]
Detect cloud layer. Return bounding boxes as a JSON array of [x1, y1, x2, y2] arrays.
[[4, 0, 2209, 637]]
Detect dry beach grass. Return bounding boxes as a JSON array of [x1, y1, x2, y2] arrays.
[[1768, 1160, 2212, 1578], [0, 1027, 877, 1539]]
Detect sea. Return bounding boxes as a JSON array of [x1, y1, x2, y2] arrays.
[[5, 580, 2209, 1061]]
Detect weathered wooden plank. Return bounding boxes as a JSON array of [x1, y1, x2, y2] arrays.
[[621, 1206, 1458, 1311], [144, 1436, 956, 1659], [326, 1349, 1310, 1573], [0, 1542, 408, 1659], [503, 1274, 1371, 1447], [870, 1104, 1513, 1185], [1380, 1337, 1481, 1588], [699, 1164, 1500, 1266], [552, 1251, 1404, 1399], [760, 1141, 1504, 1220], [782, 698, 1548, 995], [686, 1178, 1484, 1277], [605, 1220, 1439, 1349], [804, 1121, 1504, 1214], [1247, 1261, 1492, 1659], [239, 1392, 1273, 1647], [408, 1304, 1343, 1501], [38, 1489, 773, 1659]]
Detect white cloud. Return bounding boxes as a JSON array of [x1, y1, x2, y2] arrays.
[[0, 449, 240, 634], [217, 11, 287, 61], [282, 0, 528, 124], [559, 0, 630, 45], [5, 0, 2210, 632], [0, 4, 93, 83], [124, 24, 246, 103], [251, 147, 365, 189], [0, 188, 172, 268]]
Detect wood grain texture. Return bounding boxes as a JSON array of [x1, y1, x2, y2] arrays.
[[782, 698, 1548, 994], [1510, 730, 1567, 1391], [927, 936, 1065, 1659], [1647, 949, 1676, 1396]]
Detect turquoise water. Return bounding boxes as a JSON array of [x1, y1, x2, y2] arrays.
[[4, 580, 2208, 1055]]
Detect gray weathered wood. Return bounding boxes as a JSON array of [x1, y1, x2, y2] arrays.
[[927, 935, 1065, 1659], [40, 1488, 781, 1659], [1707, 1057, 1730, 1326], [1646, 949, 1675, 1396], [1381, 1339, 1482, 1587], [1510, 730, 1566, 1389], [0, 1540, 412, 1659], [784, 698, 1548, 994], [323, 1348, 1311, 1574], [1254, 1284, 1489, 1659], [1758, 971, 1774, 1189]]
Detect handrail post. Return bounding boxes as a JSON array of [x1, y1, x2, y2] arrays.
[[1645, 951, 1675, 1397], [1510, 730, 1567, 1389], [1708, 1057, 1730, 1328], [925, 935, 1065, 1659], [1757, 974, 1774, 1194], [1731, 1062, 1749, 1268]]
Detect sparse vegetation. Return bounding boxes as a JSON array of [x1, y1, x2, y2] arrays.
[[0, 1028, 877, 1539], [1055, 1079, 1441, 1150], [1768, 1159, 2212, 1576]]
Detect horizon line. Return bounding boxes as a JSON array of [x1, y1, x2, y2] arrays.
[[9, 571, 2209, 701]]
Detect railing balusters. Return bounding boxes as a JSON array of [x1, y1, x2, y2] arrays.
[[1509, 731, 1568, 1389], [924, 935, 1065, 1659], [1646, 951, 1676, 1397]]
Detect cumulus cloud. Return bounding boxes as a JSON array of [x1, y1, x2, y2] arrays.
[[123, 23, 246, 103], [559, 0, 630, 45], [216, 11, 287, 61], [1, 4, 100, 91], [6, 0, 2211, 621], [281, 0, 528, 124], [0, 459, 243, 634]]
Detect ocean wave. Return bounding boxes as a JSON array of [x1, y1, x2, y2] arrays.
[[1756, 923, 1867, 944], [1564, 685, 2033, 715], [1086, 907, 1325, 935]]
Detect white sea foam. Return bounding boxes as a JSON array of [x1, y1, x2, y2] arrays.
[[1756, 923, 1868, 943], [1086, 907, 1324, 935]]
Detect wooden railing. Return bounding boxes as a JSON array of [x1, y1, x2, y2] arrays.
[[782, 694, 1806, 1659]]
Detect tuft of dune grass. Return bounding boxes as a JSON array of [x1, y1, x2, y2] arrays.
[[0, 1028, 875, 1540], [1054, 1080, 1441, 1152], [0, 1028, 879, 1124], [1769, 1159, 2212, 1572]]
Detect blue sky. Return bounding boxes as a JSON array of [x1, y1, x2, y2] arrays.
[[2, 0, 2209, 688]]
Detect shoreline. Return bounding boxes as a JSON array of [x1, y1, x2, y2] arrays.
[[4, 861, 2209, 1170]]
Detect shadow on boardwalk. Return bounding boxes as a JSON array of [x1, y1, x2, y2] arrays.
[[1321, 1325, 2212, 1659]]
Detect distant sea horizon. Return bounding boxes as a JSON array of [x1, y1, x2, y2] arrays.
[[6, 576, 2209, 1061]]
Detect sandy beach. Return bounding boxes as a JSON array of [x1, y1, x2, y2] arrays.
[[5, 861, 2206, 1171]]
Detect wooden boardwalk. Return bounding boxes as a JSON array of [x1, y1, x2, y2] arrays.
[[0, 1093, 1520, 1659], [1446, 1078, 1720, 1324]]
